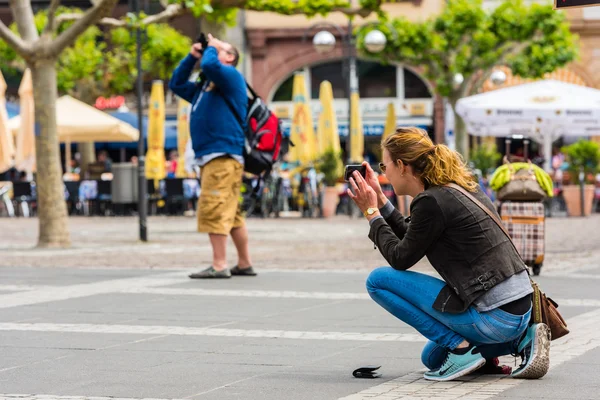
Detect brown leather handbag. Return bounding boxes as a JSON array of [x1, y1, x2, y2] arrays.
[[445, 183, 569, 341], [497, 158, 546, 202]]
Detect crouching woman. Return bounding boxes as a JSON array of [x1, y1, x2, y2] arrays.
[[347, 127, 550, 382]]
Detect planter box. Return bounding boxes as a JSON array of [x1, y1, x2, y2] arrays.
[[562, 184, 595, 216]]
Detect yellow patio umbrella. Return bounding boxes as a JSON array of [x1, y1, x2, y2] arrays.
[[349, 91, 364, 163], [0, 70, 15, 173], [145, 80, 166, 182], [317, 80, 341, 156], [382, 102, 396, 141], [288, 72, 317, 164], [175, 98, 190, 178]]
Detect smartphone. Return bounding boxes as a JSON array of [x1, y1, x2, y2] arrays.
[[344, 164, 367, 182]]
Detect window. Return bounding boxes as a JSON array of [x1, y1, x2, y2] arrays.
[[271, 74, 294, 102], [358, 61, 396, 98], [310, 61, 346, 99], [404, 68, 432, 99]]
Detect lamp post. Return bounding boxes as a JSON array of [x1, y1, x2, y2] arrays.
[[132, 0, 148, 241], [305, 22, 391, 163]]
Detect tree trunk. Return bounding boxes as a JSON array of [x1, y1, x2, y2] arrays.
[[32, 61, 71, 248], [78, 142, 96, 178], [449, 99, 469, 160]]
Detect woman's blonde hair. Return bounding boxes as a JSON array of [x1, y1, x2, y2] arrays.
[[382, 127, 478, 192]]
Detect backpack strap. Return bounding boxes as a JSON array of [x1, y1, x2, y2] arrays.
[[214, 86, 245, 130], [246, 82, 259, 100]]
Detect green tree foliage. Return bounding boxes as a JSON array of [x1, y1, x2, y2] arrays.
[[562, 140, 600, 184], [356, 0, 578, 157], [0, 8, 190, 103]]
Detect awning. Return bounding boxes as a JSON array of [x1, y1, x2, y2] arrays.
[[95, 112, 178, 149], [8, 95, 139, 143]]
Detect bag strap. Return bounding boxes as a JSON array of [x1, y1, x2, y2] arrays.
[[214, 86, 245, 130], [444, 183, 521, 257]]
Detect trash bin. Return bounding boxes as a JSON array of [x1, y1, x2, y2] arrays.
[[111, 163, 138, 204]]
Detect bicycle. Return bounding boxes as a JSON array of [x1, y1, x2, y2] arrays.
[[0, 185, 15, 217]]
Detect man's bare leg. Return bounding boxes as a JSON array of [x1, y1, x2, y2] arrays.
[[209, 233, 228, 271], [231, 225, 252, 269]]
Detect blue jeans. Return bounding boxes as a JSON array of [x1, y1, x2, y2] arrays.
[[366, 267, 531, 370]]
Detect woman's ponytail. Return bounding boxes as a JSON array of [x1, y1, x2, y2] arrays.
[[382, 127, 478, 192], [422, 144, 478, 191]]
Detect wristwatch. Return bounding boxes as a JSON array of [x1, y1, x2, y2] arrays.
[[363, 207, 378, 217]]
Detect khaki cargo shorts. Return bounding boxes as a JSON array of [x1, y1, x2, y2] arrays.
[[197, 157, 245, 235]]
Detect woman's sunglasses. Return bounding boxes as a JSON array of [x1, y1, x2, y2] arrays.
[[379, 162, 391, 173], [379, 160, 406, 173]]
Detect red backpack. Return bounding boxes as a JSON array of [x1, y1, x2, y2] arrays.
[[219, 82, 292, 176]]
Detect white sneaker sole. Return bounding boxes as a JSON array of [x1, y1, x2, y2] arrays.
[[512, 323, 551, 379], [423, 358, 486, 382]]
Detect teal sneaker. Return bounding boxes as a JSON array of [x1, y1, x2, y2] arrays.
[[511, 323, 551, 379], [423, 347, 486, 381]]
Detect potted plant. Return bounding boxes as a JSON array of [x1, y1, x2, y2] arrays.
[[561, 140, 600, 216], [317, 148, 343, 218]]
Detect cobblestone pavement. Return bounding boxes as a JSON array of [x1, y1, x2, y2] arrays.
[[1, 264, 600, 399], [1, 214, 599, 273], [1, 215, 600, 399]]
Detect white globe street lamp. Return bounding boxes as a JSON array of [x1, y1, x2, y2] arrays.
[[364, 29, 387, 53], [313, 31, 336, 54], [490, 69, 507, 86], [453, 73, 464, 87]]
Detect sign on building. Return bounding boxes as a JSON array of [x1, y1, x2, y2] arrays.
[[555, 0, 600, 9]]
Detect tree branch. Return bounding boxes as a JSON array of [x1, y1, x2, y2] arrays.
[[448, 34, 471, 70], [467, 35, 538, 95], [49, 0, 120, 55], [53, 0, 391, 31], [56, 13, 126, 27], [43, 0, 62, 35], [0, 18, 32, 57]]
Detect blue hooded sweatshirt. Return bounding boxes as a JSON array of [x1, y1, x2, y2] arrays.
[[168, 47, 246, 159]]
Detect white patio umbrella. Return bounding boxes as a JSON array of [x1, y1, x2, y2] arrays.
[[456, 80, 600, 171]]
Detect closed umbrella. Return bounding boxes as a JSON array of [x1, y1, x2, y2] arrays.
[[14, 69, 36, 175], [175, 98, 190, 178], [349, 91, 364, 163], [289, 72, 317, 164], [317, 80, 341, 156], [145, 81, 166, 181], [0, 70, 15, 173], [382, 102, 396, 141]]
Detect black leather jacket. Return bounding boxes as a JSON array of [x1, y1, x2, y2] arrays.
[[368, 185, 527, 313]]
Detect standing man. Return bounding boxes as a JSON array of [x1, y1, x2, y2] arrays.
[[169, 34, 256, 279]]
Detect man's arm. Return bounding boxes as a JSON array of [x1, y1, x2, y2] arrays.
[[200, 47, 241, 93], [168, 53, 200, 103], [368, 195, 444, 270]]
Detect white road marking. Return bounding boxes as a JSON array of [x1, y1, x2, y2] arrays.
[[119, 286, 600, 307], [0, 396, 186, 400], [0, 273, 183, 309], [338, 307, 600, 399], [0, 285, 54, 292], [120, 287, 371, 299], [0, 322, 426, 342]]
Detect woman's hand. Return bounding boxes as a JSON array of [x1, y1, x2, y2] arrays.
[[362, 161, 387, 208], [347, 170, 378, 215]]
